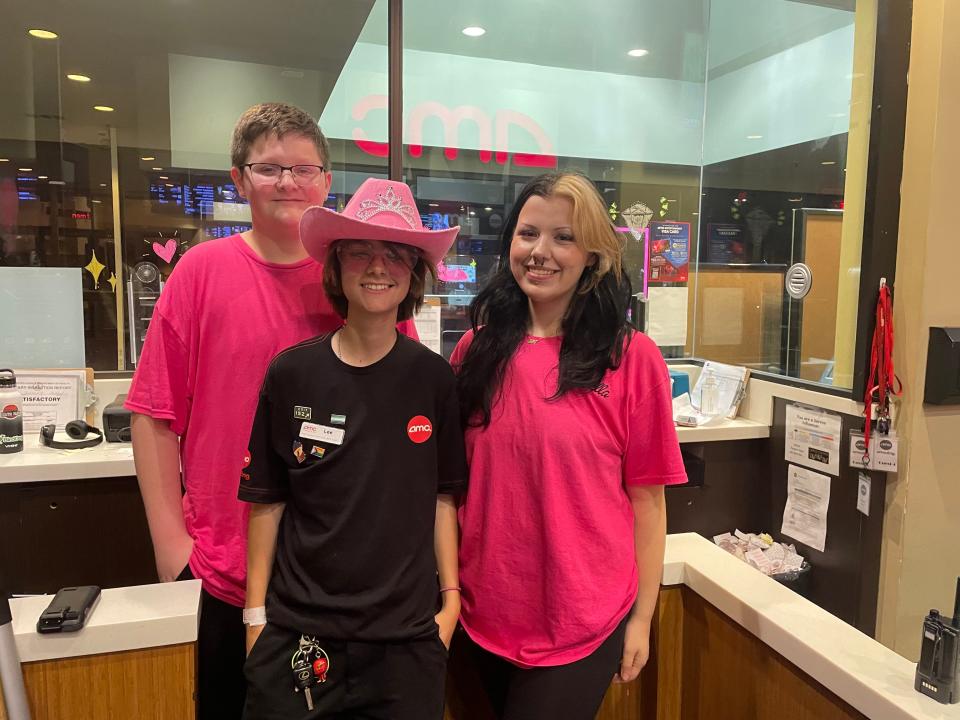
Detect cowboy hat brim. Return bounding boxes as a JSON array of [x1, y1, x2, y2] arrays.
[[300, 205, 459, 268]]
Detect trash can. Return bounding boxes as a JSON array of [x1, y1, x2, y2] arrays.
[[771, 561, 812, 600]]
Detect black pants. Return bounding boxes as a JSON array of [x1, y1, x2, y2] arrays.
[[243, 623, 448, 719], [178, 565, 247, 720], [452, 615, 629, 720]]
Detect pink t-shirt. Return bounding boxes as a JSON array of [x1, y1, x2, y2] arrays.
[[126, 234, 417, 607], [451, 330, 686, 667]]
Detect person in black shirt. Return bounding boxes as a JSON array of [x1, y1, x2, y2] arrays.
[[239, 178, 466, 719]]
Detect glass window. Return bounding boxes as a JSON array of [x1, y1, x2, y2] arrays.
[[693, 0, 875, 389], [401, 0, 876, 391], [1, 1, 388, 370], [401, 0, 709, 358]]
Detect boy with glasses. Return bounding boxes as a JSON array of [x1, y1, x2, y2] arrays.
[[125, 104, 417, 719]]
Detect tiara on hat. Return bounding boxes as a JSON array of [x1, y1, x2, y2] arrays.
[[355, 185, 418, 229]]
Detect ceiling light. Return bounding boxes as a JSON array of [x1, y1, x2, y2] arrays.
[[100, 183, 107, 187], [462, 26, 486, 37], [428, 203, 439, 207], [821, 161, 836, 166], [151, 167, 162, 171], [469, 211, 476, 216], [628, 48, 649, 58], [746, 135, 763, 139], [67, 74, 91, 83], [49, 180, 65, 186], [165, 183, 174, 187], [18, 168, 32, 172], [92, 199, 102, 204], [484, 207, 492, 211], [159, 176, 169, 180], [94, 105, 115, 112], [141, 156, 155, 161], [38, 175, 48, 179], [28, 29, 58, 40], [0, 158, 8, 162]]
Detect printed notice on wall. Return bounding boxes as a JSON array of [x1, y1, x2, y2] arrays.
[[785, 403, 842, 476], [413, 298, 442, 355], [781, 464, 831, 552]]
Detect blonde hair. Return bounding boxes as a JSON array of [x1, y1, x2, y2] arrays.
[[547, 173, 625, 291]]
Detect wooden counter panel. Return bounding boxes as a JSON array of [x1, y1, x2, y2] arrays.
[[21, 642, 194, 720], [678, 587, 867, 720]]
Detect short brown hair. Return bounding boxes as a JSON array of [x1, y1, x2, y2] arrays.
[[322, 243, 435, 322], [230, 103, 330, 169]]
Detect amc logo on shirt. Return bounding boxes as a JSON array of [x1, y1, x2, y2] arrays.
[[406, 415, 433, 444]]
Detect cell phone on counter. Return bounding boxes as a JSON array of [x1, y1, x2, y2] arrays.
[[37, 585, 101, 633]]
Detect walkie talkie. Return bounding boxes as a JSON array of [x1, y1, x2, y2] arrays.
[[915, 577, 960, 704]]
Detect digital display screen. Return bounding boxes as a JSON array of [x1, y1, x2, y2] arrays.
[[149, 181, 245, 217]]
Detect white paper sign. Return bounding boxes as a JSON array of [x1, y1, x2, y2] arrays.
[[646, 286, 688, 347], [14, 370, 86, 434], [413, 299, 442, 355], [785, 403, 842, 476], [849, 430, 899, 472], [857, 472, 871, 516], [781, 464, 831, 552]]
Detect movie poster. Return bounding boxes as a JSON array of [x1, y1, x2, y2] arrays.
[[648, 221, 690, 284]]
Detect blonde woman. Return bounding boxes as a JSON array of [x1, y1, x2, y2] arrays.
[[452, 172, 687, 719]]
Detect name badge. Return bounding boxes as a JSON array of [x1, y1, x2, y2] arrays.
[[300, 422, 345, 446]]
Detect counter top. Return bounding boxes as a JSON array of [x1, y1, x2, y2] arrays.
[[0, 440, 136, 484], [675, 416, 770, 443], [663, 533, 958, 720], [0, 419, 771, 485], [10, 579, 201, 663]]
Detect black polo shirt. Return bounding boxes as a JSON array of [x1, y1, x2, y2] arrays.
[[239, 332, 468, 642]]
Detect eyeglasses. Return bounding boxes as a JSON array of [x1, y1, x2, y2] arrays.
[[337, 240, 420, 273], [241, 163, 326, 185]]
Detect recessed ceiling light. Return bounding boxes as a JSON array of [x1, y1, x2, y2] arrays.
[[94, 105, 115, 112], [38, 175, 48, 179], [100, 183, 107, 187], [141, 156, 155, 161], [469, 211, 476, 216], [28, 29, 58, 40], [151, 167, 163, 171], [92, 199, 102, 204], [821, 161, 836, 165], [18, 168, 32, 172], [67, 74, 91, 83], [0, 158, 8, 162], [484, 207, 492, 211], [628, 48, 649, 58], [165, 183, 174, 187], [159, 176, 169, 180], [746, 135, 763, 139], [49, 180, 65, 185], [428, 203, 439, 207], [462, 26, 486, 37]]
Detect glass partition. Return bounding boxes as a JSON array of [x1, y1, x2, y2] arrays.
[[1, 0, 388, 369], [1, 0, 879, 391]]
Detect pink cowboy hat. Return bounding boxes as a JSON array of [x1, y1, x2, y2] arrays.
[[300, 178, 459, 267]]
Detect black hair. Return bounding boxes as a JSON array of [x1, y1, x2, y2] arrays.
[[455, 172, 635, 428]]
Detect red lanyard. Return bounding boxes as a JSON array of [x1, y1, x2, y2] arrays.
[[863, 280, 901, 454]]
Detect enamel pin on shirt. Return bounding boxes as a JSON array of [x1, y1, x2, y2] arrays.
[[292, 441, 306, 463], [294, 406, 312, 421]]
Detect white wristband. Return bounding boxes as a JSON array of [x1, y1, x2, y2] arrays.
[[242, 606, 267, 626]]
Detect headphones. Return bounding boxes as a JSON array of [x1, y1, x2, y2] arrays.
[[40, 421, 104, 450]]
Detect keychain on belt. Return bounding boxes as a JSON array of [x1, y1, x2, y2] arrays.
[[291, 634, 330, 711]]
